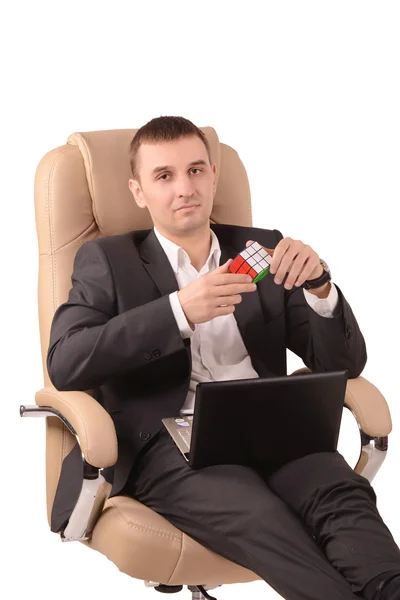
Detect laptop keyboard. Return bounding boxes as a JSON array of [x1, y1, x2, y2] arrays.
[[178, 429, 191, 449], [175, 415, 193, 449]]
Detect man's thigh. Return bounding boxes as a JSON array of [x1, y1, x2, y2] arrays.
[[126, 429, 282, 527], [124, 428, 321, 570]]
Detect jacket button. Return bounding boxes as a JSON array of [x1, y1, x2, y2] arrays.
[[143, 352, 152, 361], [139, 431, 151, 441], [152, 348, 161, 357], [346, 325, 353, 339]]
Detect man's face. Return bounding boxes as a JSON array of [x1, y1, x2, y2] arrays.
[[129, 135, 217, 237]]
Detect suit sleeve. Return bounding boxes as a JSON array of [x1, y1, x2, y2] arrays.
[[275, 231, 367, 378], [47, 240, 187, 391]]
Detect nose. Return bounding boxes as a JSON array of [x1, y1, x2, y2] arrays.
[[176, 174, 195, 198]]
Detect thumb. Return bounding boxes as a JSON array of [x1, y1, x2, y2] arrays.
[[216, 258, 233, 272]]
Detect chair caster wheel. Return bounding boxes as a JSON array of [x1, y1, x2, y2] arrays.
[[154, 584, 183, 593]]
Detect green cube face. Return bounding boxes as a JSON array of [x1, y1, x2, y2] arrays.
[[253, 266, 270, 283]]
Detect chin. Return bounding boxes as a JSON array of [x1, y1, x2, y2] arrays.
[[185, 217, 211, 232], [175, 212, 210, 230]]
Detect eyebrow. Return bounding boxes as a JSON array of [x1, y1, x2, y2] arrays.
[[151, 159, 208, 176]]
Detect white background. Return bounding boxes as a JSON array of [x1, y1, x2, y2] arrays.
[[2, 1, 399, 599]]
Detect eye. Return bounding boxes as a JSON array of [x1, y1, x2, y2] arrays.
[[158, 169, 201, 180]]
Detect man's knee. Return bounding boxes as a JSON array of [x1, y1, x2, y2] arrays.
[[267, 451, 377, 516]]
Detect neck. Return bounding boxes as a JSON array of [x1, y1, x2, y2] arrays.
[[157, 224, 212, 271]]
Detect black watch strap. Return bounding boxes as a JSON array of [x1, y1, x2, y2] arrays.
[[302, 268, 331, 290]]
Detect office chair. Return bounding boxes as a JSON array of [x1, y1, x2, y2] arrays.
[[20, 127, 392, 600]]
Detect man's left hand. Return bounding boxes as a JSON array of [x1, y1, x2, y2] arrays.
[[246, 238, 324, 290]]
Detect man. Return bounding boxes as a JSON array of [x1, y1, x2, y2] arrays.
[[47, 116, 400, 600]]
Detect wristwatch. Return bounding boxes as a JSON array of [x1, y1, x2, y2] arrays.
[[302, 259, 331, 290]]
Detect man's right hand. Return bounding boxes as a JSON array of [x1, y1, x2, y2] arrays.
[[177, 259, 257, 329]]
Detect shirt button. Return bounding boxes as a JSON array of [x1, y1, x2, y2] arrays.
[[152, 348, 161, 357], [143, 352, 152, 361], [139, 431, 151, 441]]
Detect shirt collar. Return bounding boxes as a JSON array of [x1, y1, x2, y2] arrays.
[[153, 227, 221, 274]]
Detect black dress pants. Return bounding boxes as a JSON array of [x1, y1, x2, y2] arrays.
[[122, 429, 400, 600]]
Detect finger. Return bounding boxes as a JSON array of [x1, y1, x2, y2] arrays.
[[216, 283, 257, 297], [215, 258, 233, 273], [212, 305, 236, 318], [274, 248, 299, 283], [283, 248, 310, 289], [291, 261, 309, 288], [215, 294, 243, 307], [214, 272, 254, 285], [269, 238, 292, 275], [294, 258, 322, 287]]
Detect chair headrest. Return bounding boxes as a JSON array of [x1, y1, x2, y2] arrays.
[[67, 127, 224, 236]]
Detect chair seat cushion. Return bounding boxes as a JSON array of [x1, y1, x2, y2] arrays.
[[85, 495, 260, 586]]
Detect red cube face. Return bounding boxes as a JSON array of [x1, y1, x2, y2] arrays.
[[229, 255, 244, 272], [228, 241, 272, 282], [238, 264, 251, 274]]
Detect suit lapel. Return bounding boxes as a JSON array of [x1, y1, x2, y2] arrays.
[[139, 229, 179, 296]]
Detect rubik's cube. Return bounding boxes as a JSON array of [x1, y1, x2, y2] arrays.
[[228, 241, 272, 283]]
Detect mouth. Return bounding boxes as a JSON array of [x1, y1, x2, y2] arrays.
[[176, 204, 200, 212]]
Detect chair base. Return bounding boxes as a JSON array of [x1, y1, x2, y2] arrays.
[[188, 586, 217, 600], [149, 582, 219, 599], [154, 584, 183, 593]]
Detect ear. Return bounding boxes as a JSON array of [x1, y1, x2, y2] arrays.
[[211, 163, 217, 195], [128, 179, 146, 209]]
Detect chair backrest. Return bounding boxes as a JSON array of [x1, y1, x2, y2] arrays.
[[34, 127, 253, 521]]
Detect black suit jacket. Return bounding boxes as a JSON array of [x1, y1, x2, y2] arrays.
[[47, 224, 367, 496]]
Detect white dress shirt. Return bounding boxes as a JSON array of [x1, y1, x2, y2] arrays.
[[153, 228, 340, 415]]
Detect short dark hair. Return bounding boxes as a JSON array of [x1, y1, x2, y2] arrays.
[[129, 116, 212, 183]]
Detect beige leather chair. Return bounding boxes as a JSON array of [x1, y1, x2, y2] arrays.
[[21, 128, 392, 600]]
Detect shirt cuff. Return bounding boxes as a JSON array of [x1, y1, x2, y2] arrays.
[[169, 292, 194, 338], [303, 282, 340, 318]]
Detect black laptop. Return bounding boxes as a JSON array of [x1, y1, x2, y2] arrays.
[[162, 370, 348, 474]]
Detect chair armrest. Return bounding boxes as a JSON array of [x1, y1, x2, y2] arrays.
[[21, 387, 117, 541], [343, 376, 392, 437], [35, 387, 118, 468]]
